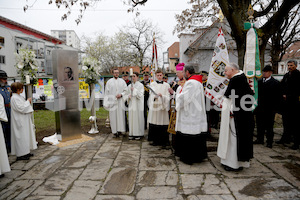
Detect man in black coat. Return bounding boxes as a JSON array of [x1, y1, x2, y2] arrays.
[[140, 72, 151, 130], [254, 65, 282, 148], [276, 60, 300, 150], [219, 63, 254, 171]]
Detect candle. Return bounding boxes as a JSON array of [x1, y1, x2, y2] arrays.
[[129, 68, 133, 76], [25, 75, 30, 84]]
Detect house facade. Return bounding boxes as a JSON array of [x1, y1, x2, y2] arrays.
[[178, 19, 271, 73], [0, 15, 79, 77], [51, 30, 80, 50], [167, 42, 180, 72]]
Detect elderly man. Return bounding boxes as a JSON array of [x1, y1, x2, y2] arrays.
[[0, 70, 11, 153], [175, 65, 207, 165], [217, 63, 254, 171], [254, 65, 282, 148], [103, 68, 128, 138], [277, 60, 300, 150]]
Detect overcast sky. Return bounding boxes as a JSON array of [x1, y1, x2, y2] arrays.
[[0, 0, 190, 60]]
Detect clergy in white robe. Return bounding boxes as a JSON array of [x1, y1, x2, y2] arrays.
[[217, 63, 254, 171], [147, 69, 170, 146], [10, 82, 37, 160], [175, 65, 208, 164], [0, 94, 10, 177], [126, 72, 144, 139], [103, 68, 128, 137]]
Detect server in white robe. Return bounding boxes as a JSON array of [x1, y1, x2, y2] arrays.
[[0, 94, 10, 178], [103, 68, 128, 137], [217, 63, 254, 171], [126, 72, 144, 139], [147, 69, 170, 146], [10, 82, 37, 161], [175, 65, 208, 165]]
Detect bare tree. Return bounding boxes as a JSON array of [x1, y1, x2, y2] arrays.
[[120, 18, 164, 73], [82, 32, 135, 73], [270, 4, 300, 73]]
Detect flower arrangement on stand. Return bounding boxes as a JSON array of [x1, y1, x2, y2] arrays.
[[14, 48, 38, 85], [81, 56, 101, 134], [81, 56, 101, 85]]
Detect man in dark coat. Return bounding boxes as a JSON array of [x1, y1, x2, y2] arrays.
[[276, 60, 300, 150], [122, 71, 131, 132], [218, 63, 254, 171], [0, 70, 11, 153], [140, 72, 151, 130], [254, 65, 282, 148]]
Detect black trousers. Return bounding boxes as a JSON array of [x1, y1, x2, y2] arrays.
[[144, 101, 148, 130], [176, 131, 207, 164], [281, 99, 300, 145], [256, 111, 275, 144], [148, 123, 169, 146], [1, 120, 11, 153]]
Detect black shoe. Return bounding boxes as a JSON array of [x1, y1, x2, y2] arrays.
[[26, 153, 34, 157], [224, 165, 235, 171], [223, 165, 243, 172], [180, 158, 193, 165], [276, 139, 290, 144], [266, 144, 272, 148], [253, 140, 264, 144], [276, 140, 284, 144], [17, 155, 30, 161], [0, 174, 4, 178], [150, 142, 158, 146], [291, 145, 299, 150]]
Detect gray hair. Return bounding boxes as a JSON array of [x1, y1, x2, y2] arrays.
[[184, 65, 195, 74], [229, 62, 240, 70], [287, 60, 297, 66]]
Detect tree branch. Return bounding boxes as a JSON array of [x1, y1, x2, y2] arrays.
[[261, 0, 300, 40], [254, 0, 278, 18], [131, 0, 148, 7]]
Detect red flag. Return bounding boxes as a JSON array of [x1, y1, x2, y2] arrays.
[[151, 34, 158, 81]]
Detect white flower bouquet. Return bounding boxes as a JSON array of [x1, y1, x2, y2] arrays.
[[14, 48, 38, 84], [81, 57, 101, 85]]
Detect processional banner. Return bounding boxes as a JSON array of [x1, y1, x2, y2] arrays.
[[205, 27, 230, 108]]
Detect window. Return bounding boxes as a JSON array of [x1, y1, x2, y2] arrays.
[[0, 55, 5, 64], [0, 37, 4, 47]]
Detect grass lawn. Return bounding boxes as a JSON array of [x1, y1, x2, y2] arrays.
[[34, 107, 109, 132]]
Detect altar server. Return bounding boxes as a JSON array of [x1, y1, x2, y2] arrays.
[[11, 82, 37, 161], [127, 72, 144, 140], [103, 68, 128, 137], [147, 69, 170, 147]]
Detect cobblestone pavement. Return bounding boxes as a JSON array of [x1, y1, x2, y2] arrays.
[[1, 128, 300, 200]]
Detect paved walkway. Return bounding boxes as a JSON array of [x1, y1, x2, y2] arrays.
[[0, 128, 300, 200]]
